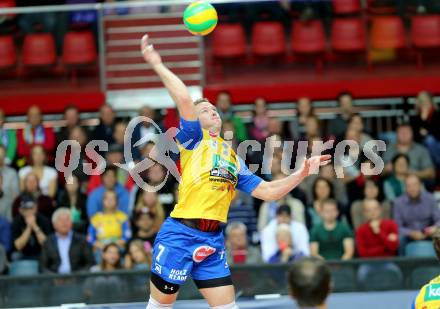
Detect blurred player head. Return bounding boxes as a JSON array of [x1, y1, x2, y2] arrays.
[[194, 98, 222, 134], [288, 257, 331, 308]]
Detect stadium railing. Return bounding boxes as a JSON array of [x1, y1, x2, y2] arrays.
[[0, 257, 438, 308]]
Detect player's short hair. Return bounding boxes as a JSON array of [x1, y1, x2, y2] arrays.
[[288, 257, 331, 308], [433, 229, 440, 261], [225, 221, 247, 237], [194, 98, 210, 105]]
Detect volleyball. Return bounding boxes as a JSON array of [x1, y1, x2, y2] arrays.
[[183, 1, 218, 36]]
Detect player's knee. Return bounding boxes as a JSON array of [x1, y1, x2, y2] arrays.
[[211, 302, 239, 309], [146, 296, 174, 309], [151, 273, 180, 295]]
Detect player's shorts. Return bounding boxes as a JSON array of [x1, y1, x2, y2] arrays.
[[150, 217, 231, 289]]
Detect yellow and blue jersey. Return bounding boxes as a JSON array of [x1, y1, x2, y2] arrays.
[[170, 118, 262, 223], [87, 210, 131, 244], [413, 274, 440, 309]]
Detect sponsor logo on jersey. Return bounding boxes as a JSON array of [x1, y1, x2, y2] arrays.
[[154, 263, 162, 275], [424, 284, 440, 301], [193, 246, 216, 263]]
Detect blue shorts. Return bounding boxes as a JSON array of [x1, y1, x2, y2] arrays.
[[151, 217, 230, 285]]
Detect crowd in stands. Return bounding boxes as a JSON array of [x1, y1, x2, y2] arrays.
[[0, 89, 439, 280]]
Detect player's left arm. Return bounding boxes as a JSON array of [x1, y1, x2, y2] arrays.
[[251, 155, 331, 201]]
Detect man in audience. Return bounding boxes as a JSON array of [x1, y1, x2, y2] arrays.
[[215, 91, 248, 142], [383, 124, 435, 183], [260, 205, 310, 262], [0, 109, 17, 165], [86, 166, 130, 218], [56, 105, 82, 144], [328, 92, 355, 141], [288, 257, 331, 309], [16, 105, 55, 164], [0, 145, 19, 221], [40, 208, 94, 273], [393, 174, 440, 253], [11, 195, 51, 260], [310, 199, 354, 260], [356, 199, 399, 257], [225, 222, 262, 265], [92, 104, 116, 145]]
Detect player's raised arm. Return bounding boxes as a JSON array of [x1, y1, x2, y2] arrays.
[[141, 34, 197, 121], [251, 155, 332, 201]]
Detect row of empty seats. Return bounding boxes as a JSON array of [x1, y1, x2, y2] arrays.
[[212, 15, 440, 69], [0, 31, 96, 70]]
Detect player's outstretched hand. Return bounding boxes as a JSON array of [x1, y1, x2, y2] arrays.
[[141, 34, 162, 66], [300, 154, 332, 178]]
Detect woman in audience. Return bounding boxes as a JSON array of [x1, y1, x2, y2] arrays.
[[347, 114, 373, 148], [383, 154, 409, 201], [18, 145, 57, 198], [133, 190, 165, 231], [68, 126, 91, 187], [124, 239, 152, 270], [250, 97, 270, 141], [290, 97, 315, 140], [57, 175, 88, 234], [351, 179, 391, 229], [306, 177, 335, 230], [88, 190, 131, 253], [13, 172, 55, 219]]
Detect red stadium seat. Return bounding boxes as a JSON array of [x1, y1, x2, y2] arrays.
[[332, 0, 362, 15], [63, 30, 97, 65], [212, 23, 246, 58], [411, 15, 440, 68], [0, 35, 16, 68], [370, 16, 406, 50], [291, 20, 326, 54], [22, 33, 57, 66], [252, 21, 286, 56], [332, 18, 366, 51]]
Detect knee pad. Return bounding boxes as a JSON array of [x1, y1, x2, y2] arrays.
[[211, 302, 239, 309], [146, 296, 174, 309], [151, 273, 180, 295]]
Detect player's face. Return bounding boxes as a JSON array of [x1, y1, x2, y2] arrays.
[[196, 101, 222, 132]]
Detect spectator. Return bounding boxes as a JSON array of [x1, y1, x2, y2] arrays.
[[92, 104, 116, 145], [131, 106, 162, 161], [347, 114, 373, 148], [86, 166, 130, 218], [306, 177, 335, 230], [393, 174, 440, 252], [351, 180, 391, 229], [17, 105, 55, 165], [90, 242, 122, 272], [258, 181, 306, 231], [86, 145, 134, 194], [287, 257, 331, 309], [227, 193, 258, 244], [88, 190, 131, 252], [290, 97, 315, 141], [132, 190, 165, 231], [310, 199, 354, 260], [124, 239, 152, 270], [356, 199, 399, 257], [12, 172, 55, 219], [68, 126, 91, 186], [19, 145, 58, 198], [40, 208, 94, 274], [57, 175, 88, 234], [215, 92, 248, 142], [11, 195, 51, 260], [0, 145, 19, 221], [261, 205, 310, 262], [56, 105, 82, 144], [250, 97, 270, 141], [411, 91, 440, 167], [225, 222, 262, 265], [328, 92, 355, 141], [0, 216, 11, 252], [112, 121, 127, 149], [0, 109, 17, 165], [383, 123, 435, 183], [383, 154, 409, 201], [130, 209, 158, 250], [268, 223, 305, 263]]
